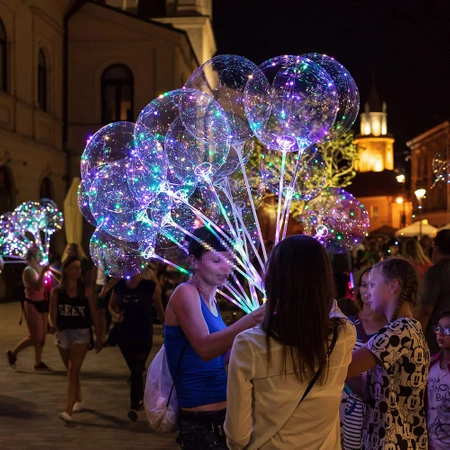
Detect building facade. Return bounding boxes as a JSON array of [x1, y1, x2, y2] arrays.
[[0, 0, 215, 299], [407, 121, 450, 227], [348, 83, 412, 231]]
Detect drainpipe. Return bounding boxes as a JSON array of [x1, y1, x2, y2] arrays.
[[63, 0, 89, 191]]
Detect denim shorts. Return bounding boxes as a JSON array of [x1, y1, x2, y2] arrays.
[[55, 328, 91, 349], [176, 409, 228, 450]]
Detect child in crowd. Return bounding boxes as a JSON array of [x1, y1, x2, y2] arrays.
[[427, 311, 450, 450], [347, 258, 429, 449]]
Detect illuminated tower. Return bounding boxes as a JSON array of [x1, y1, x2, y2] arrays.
[[354, 81, 395, 172]]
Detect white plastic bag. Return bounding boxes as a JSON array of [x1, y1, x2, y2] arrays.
[[144, 345, 179, 433]]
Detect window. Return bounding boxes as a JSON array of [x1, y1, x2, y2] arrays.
[[38, 49, 47, 111], [101, 64, 134, 123], [0, 165, 14, 214], [0, 20, 7, 92], [372, 206, 379, 218], [39, 176, 53, 200]]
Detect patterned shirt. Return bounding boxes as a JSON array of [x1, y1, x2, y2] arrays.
[[427, 358, 450, 450], [363, 317, 429, 449]]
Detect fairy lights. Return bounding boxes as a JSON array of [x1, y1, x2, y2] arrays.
[[80, 53, 367, 312]]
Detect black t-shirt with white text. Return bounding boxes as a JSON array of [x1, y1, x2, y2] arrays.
[[56, 290, 90, 330]]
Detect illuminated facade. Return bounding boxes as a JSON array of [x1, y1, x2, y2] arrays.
[[348, 82, 412, 232], [0, 0, 214, 300], [407, 121, 450, 227]]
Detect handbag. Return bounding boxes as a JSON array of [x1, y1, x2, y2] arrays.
[[144, 341, 187, 433]]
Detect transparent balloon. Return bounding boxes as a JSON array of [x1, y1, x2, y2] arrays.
[[165, 116, 230, 186], [137, 89, 230, 145], [39, 198, 64, 234], [128, 130, 167, 205], [81, 122, 154, 178], [271, 57, 338, 148], [303, 53, 360, 141], [245, 55, 338, 152], [88, 162, 146, 242], [184, 54, 263, 145], [301, 187, 370, 253], [78, 179, 97, 226], [432, 152, 447, 183], [90, 228, 146, 278]]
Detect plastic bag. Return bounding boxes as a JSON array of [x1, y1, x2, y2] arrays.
[[144, 345, 179, 433]]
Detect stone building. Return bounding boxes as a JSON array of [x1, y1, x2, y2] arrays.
[[0, 0, 215, 299], [407, 121, 450, 227]]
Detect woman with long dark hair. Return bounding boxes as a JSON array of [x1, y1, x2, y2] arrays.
[[224, 235, 356, 449], [164, 226, 265, 450], [49, 256, 101, 422]]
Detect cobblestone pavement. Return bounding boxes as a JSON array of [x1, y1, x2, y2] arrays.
[[0, 301, 178, 449]]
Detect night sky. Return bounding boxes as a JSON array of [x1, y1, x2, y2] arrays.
[[213, 0, 450, 169]]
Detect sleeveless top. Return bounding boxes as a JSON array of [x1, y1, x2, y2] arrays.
[[114, 278, 155, 343], [23, 266, 45, 301], [164, 288, 227, 408], [56, 290, 91, 330]]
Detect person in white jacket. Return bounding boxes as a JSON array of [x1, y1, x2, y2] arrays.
[[224, 235, 356, 450]]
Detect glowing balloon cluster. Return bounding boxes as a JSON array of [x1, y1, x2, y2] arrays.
[[80, 53, 367, 312], [0, 198, 63, 263], [431, 152, 448, 189]]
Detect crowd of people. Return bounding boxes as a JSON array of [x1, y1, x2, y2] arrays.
[[4, 228, 450, 449]]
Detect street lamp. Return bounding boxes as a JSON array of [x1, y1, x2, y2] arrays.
[[396, 174, 406, 227], [396, 174, 406, 184], [414, 188, 426, 238]]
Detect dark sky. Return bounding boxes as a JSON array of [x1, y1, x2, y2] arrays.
[[212, 0, 450, 169]]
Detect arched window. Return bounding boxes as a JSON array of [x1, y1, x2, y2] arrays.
[[0, 20, 7, 92], [101, 64, 133, 123], [0, 165, 14, 214], [38, 48, 47, 111], [39, 176, 53, 200]]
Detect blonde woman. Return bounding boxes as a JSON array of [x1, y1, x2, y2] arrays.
[[401, 238, 432, 281]]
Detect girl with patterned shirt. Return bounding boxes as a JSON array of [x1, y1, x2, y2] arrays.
[[427, 310, 450, 450], [347, 258, 430, 449]]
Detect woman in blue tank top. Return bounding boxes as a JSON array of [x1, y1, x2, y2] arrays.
[[164, 226, 265, 450]]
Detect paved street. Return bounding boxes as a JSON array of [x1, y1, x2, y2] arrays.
[[0, 301, 178, 449]]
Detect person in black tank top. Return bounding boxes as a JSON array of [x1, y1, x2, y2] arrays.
[[49, 256, 102, 422], [109, 267, 165, 422]]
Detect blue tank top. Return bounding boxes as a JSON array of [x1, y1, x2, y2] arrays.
[[164, 291, 227, 408]]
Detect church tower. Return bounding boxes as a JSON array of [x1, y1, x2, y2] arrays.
[[354, 80, 395, 172]]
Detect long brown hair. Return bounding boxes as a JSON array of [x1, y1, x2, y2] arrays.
[[354, 267, 371, 310], [373, 258, 418, 321], [262, 235, 344, 383], [401, 239, 431, 266], [57, 256, 85, 298]]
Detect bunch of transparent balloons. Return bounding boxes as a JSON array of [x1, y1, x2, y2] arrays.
[[0, 198, 64, 264], [431, 152, 448, 189], [80, 53, 369, 312]]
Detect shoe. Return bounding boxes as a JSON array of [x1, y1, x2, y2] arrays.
[[58, 411, 73, 422], [6, 351, 17, 369], [127, 410, 138, 422], [73, 401, 84, 413], [34, 362, 50, 371]]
